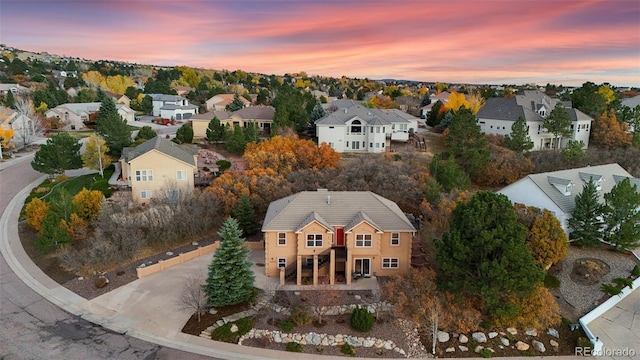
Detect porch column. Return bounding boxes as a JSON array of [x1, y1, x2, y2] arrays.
[[330, 249, 336, 285], [346, 255, 352, 285], [279, 267, 285, 286], [296, 255, 302, 286], [313, 254, 319, 285]]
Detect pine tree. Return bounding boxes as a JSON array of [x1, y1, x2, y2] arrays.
[[135, 126, 157, 141], [31, 132, 82, 176], [504, 116, 534, 153], [225, 93, 246, 112], [445, 107, 490, 178], [226, 124, 246, 153], [206, 117, 227, 143], [232, 195, 259, 236], [204, 218, 255, 307], [96, 97, 131, 155], [3, 90, 15, 108], [244, 122, 259, 144], [420, 92, 431, 107], [543, 103, 572, 150], [602, 178, 640, 251], [568, 179, 604, 247], [174, 123, 194, 144]]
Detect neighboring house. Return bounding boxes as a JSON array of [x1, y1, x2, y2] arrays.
[[419, 91, 450, 118], [147, 94, 198, 120], [0, 106, 35, 139], [104, 91, 131, 107], [51, 70, 77, 78], [497, 163, 638, 234], [477, 90, 592, 150], [0, 83, 28, 96], [45, 102, 135, 130], [173, 86, 195, 97], [191, 105, 275, 137], [205, 93, 251, 111], [621, 95, 640, 108], [119, 136, 198, 203], [315, 101, 419, 153], [262, 190, 416, 286]]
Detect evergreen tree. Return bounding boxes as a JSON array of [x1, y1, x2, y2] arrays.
[[96, 97, 131, 155], [203, 218, 255, 307], [568, 179, 604, 247], [504, 116, 533, 153], [543, 103, 572, 151], [426, 100, 444, 127], [225, 93, 246, 112], [174, 123, 194, 144], [226, 124, 246, 153], [206, 117, 227, 143], [434, 191, 544, 318], [232, 195, 259, 236], [3, 90, 15, 108], [445, 107, 490, 178], [244, 122, 259, 144], [310, 102, 326, 122], [602, 178, 640, 251], [135, 126, 157, 141], [140, 95, 153, 115], [429, 154, 470, 192], [31, 132, 82, 176], [420, 92, 431, 107]]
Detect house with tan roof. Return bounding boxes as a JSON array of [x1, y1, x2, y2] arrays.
[[419, 91, 450, 118], [262, 190, 416, 286], [45, 102, 135, 131], [146, 94, 198, 120], [498, 163, 638, 234], [191, 105, 275, 137], [205, 93, 252, 111], [119, 137, 198, 203]]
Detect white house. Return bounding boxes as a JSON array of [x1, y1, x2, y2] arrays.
[[476, 90, 592, 150], [147, 94, 198, 120], [419, 91, 450, 118], [497, 163, 638, 234], [315, 101, 419, 153], [45, 102, 135, 130]]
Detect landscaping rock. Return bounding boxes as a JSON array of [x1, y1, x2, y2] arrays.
[[311, 334, 321, 345], [488, 331, 498, 339], [437, 331, 450, 343], [475, 345, 484, 353], [166, 251, 173, 256], [550, 339, 559, 348], [230, 324, 239, 333], [458, 334, 469, 343], [446, 347, 455, 353], [273, 333, 281, 343], [354, 295, 361, 300], [192, 241, 199, 246], [532, 340, 546, 353], [516, 341, 530, 351], [458, 345, 468, 352], [363, 339, 375, 348], [525, 328, 538, 336], [472, 332, 487, 343], [506, 327, 517, 335], [95, 276, 109, 288], [209, 308, 217, 314], [547, 328, 559, 338]]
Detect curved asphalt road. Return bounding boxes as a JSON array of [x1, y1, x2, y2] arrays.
[[0, 155, 214, 360]]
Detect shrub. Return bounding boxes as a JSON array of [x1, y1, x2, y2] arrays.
[[285, 342, 303, 352], [544, 273, 561, 289], [601, 283, 622, 296], [278, 319, 295, 332], [480, 348, 493, 358], [632, 265, 640, 277], [210, 318, 253, 343], [216, 159, 232, 172], [25, 197, 50, 232], [290, 306, 312, 326], [480, 319, 491, 330], [561, 317, 572, 328], [577, 337, 592, 349], [612, 277, 633, 289], [350, 306, 374, 332], [340, 342, 356, 356], [90, 179, 112, 198]]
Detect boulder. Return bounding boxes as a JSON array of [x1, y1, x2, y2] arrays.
[[230, 324, 239, 333], [525, 328, 538, 336], [532, 340, 546, 353], [311, 334, 321, 346], [475, 345, 484, 353], [363, 339, 375, 347], [458, 345, 468, 352], [547, 328, 559, 338], [209, 308, 218, 314], [550, 339, 559, 348], [354, 294, 362, 300], [500, 337, 510, 346], [516, 341, 530, 351], [192, 241, 199, 246], [506, 327, 517, 335], [166, 251, 173, 256], [95, 276, 109, 288], [458, 334, 469, 343], [446, 347, 455, 353], [488, 332, 498, 339], [437, 331, 450, 343], [472, 332, 487, 343]]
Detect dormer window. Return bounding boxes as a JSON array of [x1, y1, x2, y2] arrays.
[[538, 109, 546, 117], [350, 120, 362, 134], [548, 176, 573, 196], [579, 172, 603, 191]]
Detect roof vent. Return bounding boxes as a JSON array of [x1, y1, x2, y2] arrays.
[[327, 195, 331, 205]]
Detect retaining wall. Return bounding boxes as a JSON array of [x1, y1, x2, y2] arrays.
[[136, 242, 220, 278]]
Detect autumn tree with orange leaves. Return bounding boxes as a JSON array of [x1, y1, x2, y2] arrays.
[[493, 286, 561, 330], [591, 109, 632, 148]]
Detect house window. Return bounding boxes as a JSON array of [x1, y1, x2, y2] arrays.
[[277, 258, 286, 268], [277, 232, 286, 246], [350, 120, 362, 134], [391, 233, 400, 246], [306, 234, 323, 247], [351, 141, 359, 149], [382, 258, 399, 268], [355, 234, 372, 247], [135, 169, 153, 182], [329, 126, 334, 129], [328, 142, 334, 148], [140, 190, 152, 199], [70, 125, 76, 130], [370, 142, 373, 148], [176, 170, 187, 181], [375, 143, 380, 148]]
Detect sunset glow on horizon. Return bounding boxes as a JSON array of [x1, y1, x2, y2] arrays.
[[1, 0, 639, 86]]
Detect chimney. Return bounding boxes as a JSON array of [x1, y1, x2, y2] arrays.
[[327, 195, 331, 205]]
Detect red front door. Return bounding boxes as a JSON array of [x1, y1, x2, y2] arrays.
[[336, 228, 344, 246]]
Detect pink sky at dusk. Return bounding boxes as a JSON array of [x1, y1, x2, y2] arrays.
[[1, 0, 639, 86]]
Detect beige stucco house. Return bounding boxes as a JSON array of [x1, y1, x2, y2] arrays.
[[191, 106, 275, 137], [119, 137, 198, 203], [262, 190, 416, 286], [45, 102, 135, 131], [205, 93, 251, 111]]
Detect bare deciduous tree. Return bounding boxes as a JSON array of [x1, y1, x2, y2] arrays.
[[302, 285, 341, 325], [177, 276, 208, 322], [13, 97, 45, 150]]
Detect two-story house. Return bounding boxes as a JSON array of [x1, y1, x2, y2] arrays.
[[190, 105, 275, 137], [315, 102, 419, 153], [45, 102, 135, 130], [205, 93, 252, 111], [119, 137, 198, 203], [147, 94, 198, 120], [498, 163, 638, 234], [262, 190, 416, 286], [476, 90, 592, 150]]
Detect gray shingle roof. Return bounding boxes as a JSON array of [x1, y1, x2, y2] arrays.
[[233, 105, 275, 120], [121, 136, 197, 166], [262, 190, 415, 233], [315, 104, 417, 126], [476, 97, 526, 121], [521, 163, 636, 214]]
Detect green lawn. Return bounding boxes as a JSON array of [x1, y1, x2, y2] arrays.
[[67, 130, 96, 139]]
